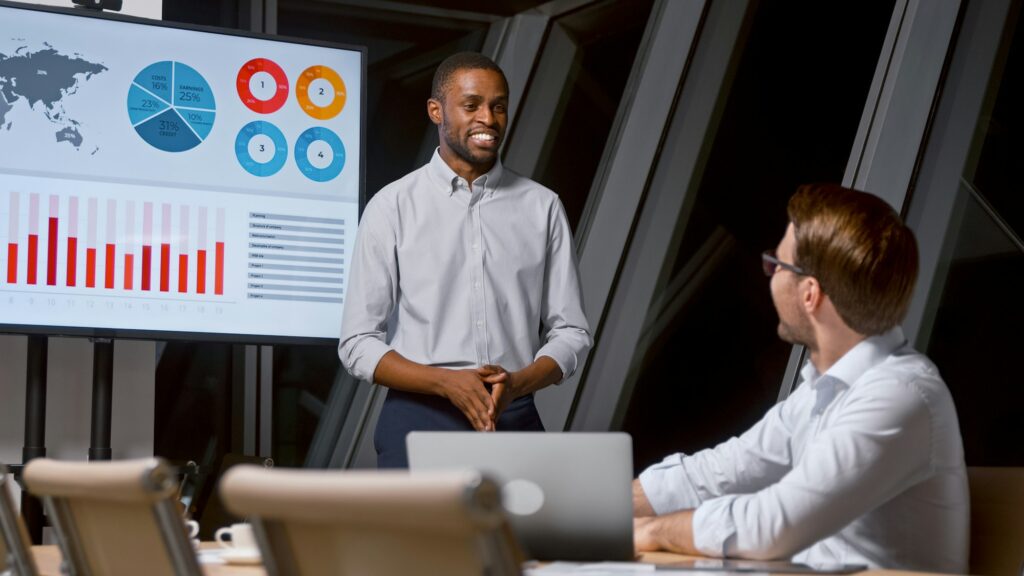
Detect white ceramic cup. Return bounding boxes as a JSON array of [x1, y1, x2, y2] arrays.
[[214, 523, 256, 551], [185, 520, 199, 539]]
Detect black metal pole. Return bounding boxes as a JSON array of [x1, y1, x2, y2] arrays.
[[88, 338, 114, 461], [21, 335, 47, 544]]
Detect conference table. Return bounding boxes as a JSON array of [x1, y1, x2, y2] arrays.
[[29, 545, 947, 576]]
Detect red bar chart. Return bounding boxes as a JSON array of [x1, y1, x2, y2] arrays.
[[67, 197, 78, 287], [2, 192, 225, 298], [27, 193, 38, 285], [142, 202, 153, 291], [7, 192, 18, 284], [47, 195, 58, 286]]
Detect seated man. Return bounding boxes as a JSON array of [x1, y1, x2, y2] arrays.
[[633, 184, 968, 573]]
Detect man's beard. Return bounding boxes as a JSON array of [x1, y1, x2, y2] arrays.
[[778, 308, 816, 351], [442, 120, 497, 167]]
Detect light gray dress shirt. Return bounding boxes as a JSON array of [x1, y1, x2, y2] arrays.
[[339, 150, 591, 385], [639, 327, 969, 573]]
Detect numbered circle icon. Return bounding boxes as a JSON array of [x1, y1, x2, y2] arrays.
[[237, 58, 289, 114], [295, 65, 346, 120], [295, 127, 345, 182], [235, 121, 288, 177]]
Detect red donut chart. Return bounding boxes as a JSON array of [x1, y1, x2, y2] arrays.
[[237, 58, 289, 114]]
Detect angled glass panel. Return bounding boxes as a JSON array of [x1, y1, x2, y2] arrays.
[[621, 0, 895, 470], [920, 12, 1023, 466], [525, 0, 654, 231]]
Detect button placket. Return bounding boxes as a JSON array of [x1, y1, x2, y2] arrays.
[[469, 199, 489, 366]]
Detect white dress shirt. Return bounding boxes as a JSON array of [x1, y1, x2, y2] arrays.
[[339, 150, 591, 383], [639, 327, 968, 573]]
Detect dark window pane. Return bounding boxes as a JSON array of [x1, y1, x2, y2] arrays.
[[623, 0, 895, 472], [526, 0, 654, 232], [271, 344, 339, 467], [926, 14, 1023, 466], [972, 10, 1022, 238], [925, 193, 1024, 466]]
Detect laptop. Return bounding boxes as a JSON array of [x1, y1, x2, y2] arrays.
[[407, 431, 635, 561]]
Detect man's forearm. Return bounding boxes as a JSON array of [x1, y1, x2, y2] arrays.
[[512, 355, 563, 396], [372, 350, 446, 395], [634, 510, 699, 555]]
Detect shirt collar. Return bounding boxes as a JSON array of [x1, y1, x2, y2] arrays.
[[426, 148, 504, 198], [799, 326, 908, 390]]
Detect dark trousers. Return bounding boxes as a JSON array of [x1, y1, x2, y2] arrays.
[[374, 388, 545, 468]]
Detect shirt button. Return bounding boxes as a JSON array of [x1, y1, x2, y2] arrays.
[[476, 321, 483, 327], [472, 243, 479, 251], [474, 282, 480, 289]]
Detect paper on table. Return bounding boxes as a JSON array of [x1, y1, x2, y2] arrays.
[[525, 561, 759, 575]]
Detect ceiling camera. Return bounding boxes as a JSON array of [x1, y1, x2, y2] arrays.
[[71, 0, 123, 11]]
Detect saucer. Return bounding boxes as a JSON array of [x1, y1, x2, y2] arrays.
[[220, 549, 262, 566]]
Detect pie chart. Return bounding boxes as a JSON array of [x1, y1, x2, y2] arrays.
[[128, 61, 217, 152]]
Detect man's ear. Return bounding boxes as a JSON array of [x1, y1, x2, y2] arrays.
[[801, 276, 824, 314], [427, 98, 442, 126]]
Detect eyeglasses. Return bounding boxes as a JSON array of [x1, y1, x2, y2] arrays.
[[762, 249, 808, 277]]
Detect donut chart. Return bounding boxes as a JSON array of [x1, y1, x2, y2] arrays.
[[128, 61, 216, 153], [295, 127, 345, 182], [296, 65, 346, 120], [237, 58, 289, 114], [235, 121, 288, 177]]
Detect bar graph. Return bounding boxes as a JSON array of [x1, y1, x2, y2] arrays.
[[28, 193, 38, 285], [67, 197, 78, 287], [47, 195, 58, 286], [2, 191, 226, 298], [7, 192, 18, 284]]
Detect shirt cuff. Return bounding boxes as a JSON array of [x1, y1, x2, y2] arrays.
[[347, 337, 393, 383], [638, 453, 703, 514], [534, 341, 578, 380], [692, 495, 738, 557]]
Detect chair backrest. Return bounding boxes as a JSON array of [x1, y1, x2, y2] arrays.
[[219, 466, 524, 576], [22, 457, 201, 576], [0, 464, 39, 576], [968, 466, 1024, 576]]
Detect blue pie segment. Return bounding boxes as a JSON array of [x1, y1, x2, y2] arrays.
[[134, 109, 201, 152]]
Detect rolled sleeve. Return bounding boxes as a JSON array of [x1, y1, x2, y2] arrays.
[[338, 198, 398, 384], [339, 335, 392, 383], [535, 335, 586, 379], [692, 495, 739, 557], [639, 453, 703, 514], [537, 199, 591, 380]]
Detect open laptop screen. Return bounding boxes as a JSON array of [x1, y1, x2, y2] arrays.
[[408, 431, 635, 561]]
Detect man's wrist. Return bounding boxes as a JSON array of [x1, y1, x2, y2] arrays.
[[429, 366, 452, 398]]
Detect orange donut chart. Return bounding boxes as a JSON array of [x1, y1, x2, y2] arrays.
[[295, 65, 346, 120]]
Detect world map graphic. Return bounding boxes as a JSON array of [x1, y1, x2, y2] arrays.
[[0, 42, 107, 152]]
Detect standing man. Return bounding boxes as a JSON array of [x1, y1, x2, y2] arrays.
[[339, 52, 591, 468], [632, 184, 968, 572]]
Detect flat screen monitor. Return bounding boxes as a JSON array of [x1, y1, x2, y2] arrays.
[[0, 1, 365, 344]]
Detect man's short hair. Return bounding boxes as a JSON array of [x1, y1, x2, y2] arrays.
[[788, 183, 919, 336], [431, 52, 507, 102]]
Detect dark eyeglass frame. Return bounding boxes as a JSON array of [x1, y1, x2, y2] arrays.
[[762, 249, 808, 277]]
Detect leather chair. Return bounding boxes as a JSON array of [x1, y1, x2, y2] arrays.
[[967, 466, 1024, 576], [219, 466, 523, 576], [22, 457, 200, 576]]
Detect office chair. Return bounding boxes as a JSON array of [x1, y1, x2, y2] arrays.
[[1, 464, 39, 576], [220, 466, 524, 576], [22, 457, 201, 576], [967, 467, 1024, 576]]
